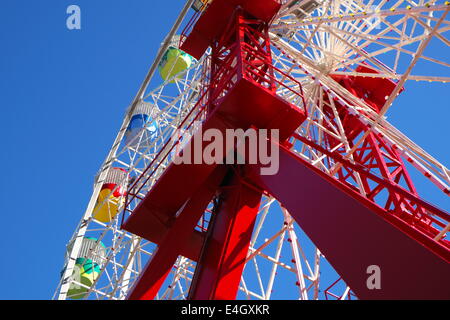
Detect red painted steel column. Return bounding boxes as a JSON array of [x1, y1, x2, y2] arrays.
[[127, 166, 227, 300], [188, 171, 263, 300]]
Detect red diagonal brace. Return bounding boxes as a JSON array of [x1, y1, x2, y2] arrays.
[[188, 170, 263, 300], [126, 166, 227, 300]]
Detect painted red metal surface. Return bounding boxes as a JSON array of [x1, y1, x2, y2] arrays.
[[245, 142, 450, 299], [331, 64, 404, 113], [324, 68, 443, 240], [181, 0, 281, 59], [122, 112, 231, 238], [126, 166, 227, 300], [123, 5, 307, 300], [188, 171, 263, 300], [123, 7, 306, 247]]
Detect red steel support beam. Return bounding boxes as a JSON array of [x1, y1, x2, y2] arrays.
[[127, 166, 227, 300], [246, 142, 450, 299], [188, 171, 263, 300]]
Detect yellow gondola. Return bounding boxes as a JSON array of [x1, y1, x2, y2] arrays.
[[158, 36, 195, 82], [93, 168, 127, 223]]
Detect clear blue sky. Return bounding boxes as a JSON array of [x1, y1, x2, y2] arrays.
[[0, 1, 448, 300]]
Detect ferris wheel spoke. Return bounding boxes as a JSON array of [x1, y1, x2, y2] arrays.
[[319, 23, 450, 70], [274, 2, 450, 83], [271, 33, 450, 197], [330, 71, 450, 82], [411, 13, 450, 46]]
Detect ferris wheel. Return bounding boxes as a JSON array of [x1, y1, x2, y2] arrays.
[[55, 0, 450, 300]]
